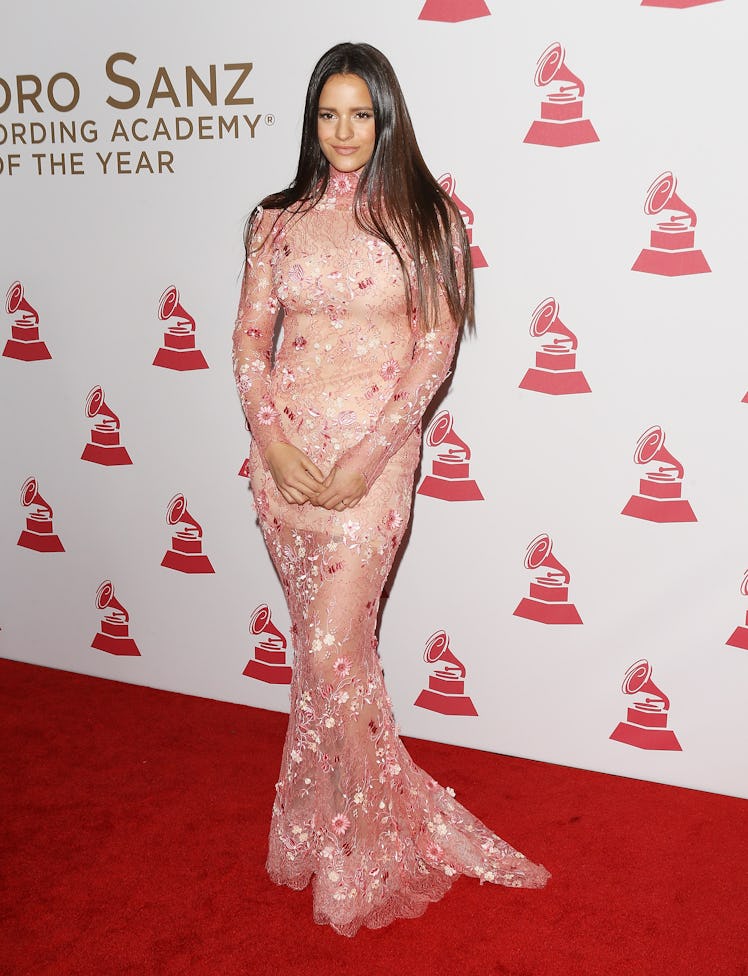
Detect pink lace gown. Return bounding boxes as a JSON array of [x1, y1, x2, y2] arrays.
[[232, 166, 550, 937]]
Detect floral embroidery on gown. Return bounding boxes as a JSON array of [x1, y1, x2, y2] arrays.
[[232, 166, 550, 937]]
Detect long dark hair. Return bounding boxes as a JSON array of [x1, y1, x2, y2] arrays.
[[245, 42, 475, 333]]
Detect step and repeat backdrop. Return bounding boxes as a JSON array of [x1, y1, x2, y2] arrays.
[[2, 0, 746, 799]]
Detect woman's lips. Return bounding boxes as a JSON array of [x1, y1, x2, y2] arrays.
[[333, 146, 358, 155]]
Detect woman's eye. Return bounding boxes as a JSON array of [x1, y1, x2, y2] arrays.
[[356, 112, 373, 120], [318, 112, 334, 121]]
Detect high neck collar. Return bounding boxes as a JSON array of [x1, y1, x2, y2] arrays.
[[325, 164, 361, 201]]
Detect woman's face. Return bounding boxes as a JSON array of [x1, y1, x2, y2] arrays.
[[317, 73, 376, 172]]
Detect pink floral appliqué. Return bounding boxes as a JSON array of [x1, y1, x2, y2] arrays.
[[253, 488, 269, 518], [380, 359, 401, 382], [257, 400, 278, 425], [333, 657, 352, 677], [331, 813, 351, 835], [280, 366, 296, 391]]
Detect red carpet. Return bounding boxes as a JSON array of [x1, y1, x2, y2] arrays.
[[1, 658, 746, 976]]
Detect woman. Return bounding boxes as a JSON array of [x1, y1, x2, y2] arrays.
[[232, 42, 549, 937]]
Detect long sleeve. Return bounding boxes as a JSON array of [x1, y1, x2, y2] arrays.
[[231, 207, 287, 460], [336, 249, 462, 491]]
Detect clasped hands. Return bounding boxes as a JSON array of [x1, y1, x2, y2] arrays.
[[265, 441, 366, 511]]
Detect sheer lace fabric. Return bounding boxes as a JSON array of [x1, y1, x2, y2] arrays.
[[232, 167, 549, 936]]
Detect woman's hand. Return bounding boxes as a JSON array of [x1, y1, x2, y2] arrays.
[[314, 465, 367, 511], [264, 441, 326, 505]]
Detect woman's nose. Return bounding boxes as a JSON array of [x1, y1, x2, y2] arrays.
[[335, 116, 353, 140]]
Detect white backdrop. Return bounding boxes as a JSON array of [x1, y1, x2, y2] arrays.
[[2, 0, 746, 800]]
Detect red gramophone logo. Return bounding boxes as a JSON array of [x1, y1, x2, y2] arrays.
[[418, 0, 491, 21], [91, 580, 141, 656], [513, 533, 582, 625], [610, 659, 681, 751], [417, 410, 483, 501], [3, 281, 51, 362], [414, 630, 478, 716], [519, 297, 591, 396], [17, 477, 64, 552], [632, 171, 710, 276], [243, 604, 292, 684], [81, 386, 133, 466], [621, 425, 696, 523], [437, 174, 487, 269], [641, 0, 722, 8], [725, 570, 748, 651], [161, 493, 215, 573], [524, 42, 599, 147], [238, 457, 251, 478], [153, 286, 208, 370]]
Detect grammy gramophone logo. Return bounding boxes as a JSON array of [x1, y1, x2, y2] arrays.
[[725, 570, 748, 651], [437, 174, 487, 269], [632, 171, 710, 276], [524, 42, 599, 147], [641, 0, 722, 8], [414, 630, 478, 716], [17, 477, 64, 552], [417, 410, 483, 502], [81, 386, 133, 466], [238, 457, 251, 478], [621, 425, 697, 523], [513, 533, 582, 625], [519, 297, 591, 396], [161, 493, 215, 573], [3, 281, 51, 362], [609, 659, 681, 751], [418, 0, 491, 22], [153, 286, 209, 370], [91, 580, 141, 657], [243, 604, 292, 684]]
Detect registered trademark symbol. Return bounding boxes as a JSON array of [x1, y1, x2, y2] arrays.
[[265, 114, 275, 126]]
